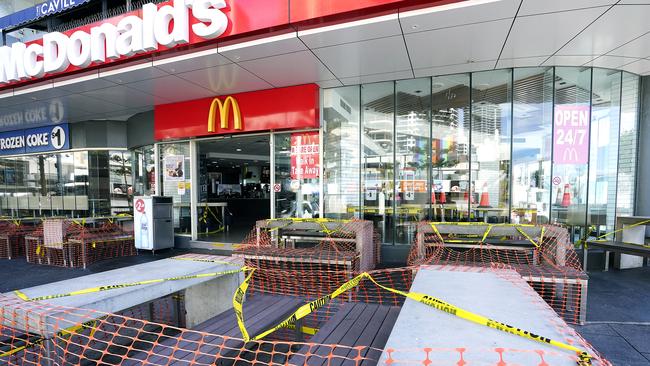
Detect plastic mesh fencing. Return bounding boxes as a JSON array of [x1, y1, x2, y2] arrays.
[[22, 218, 134, 268], [407, 222, 588, 324], [0, 261, 610, 366], [0, 217, 609, 365], [0, 220, 40, 260]]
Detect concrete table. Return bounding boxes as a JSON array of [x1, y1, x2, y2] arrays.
[[1, 255, 243, 338], [380, 265, 600, 365]]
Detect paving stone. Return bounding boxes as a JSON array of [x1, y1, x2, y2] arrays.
[[610, 324, 650, 353], [579, 333, 650, 366], [572, 323, 617, 336]]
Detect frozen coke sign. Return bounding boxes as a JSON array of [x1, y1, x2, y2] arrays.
[[0, 0, 228, 85], [553, 105, 590, 164]]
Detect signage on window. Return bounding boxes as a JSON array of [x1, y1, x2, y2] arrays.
[[553, 105, 590, 164], [290, 132, 319, 179], [0, 123, 69, 156]]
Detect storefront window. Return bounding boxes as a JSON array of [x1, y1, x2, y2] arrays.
[[362, 82, 395, 244], [323, 66, 640, 246], [551, 67, 592, 235], [274, 132, 320, 219], [471, 69, 512, 223], [431, 74, 471, 221], [617, 73, 640, 217], [160, 143, 191, 234], [589, 69, 621, 233], [323, 86, 361, 220], [109, 150, 133, 215], [512, 68, 553, 224], [133, 145, 156, 197], [74, 151, 89, 214], [395, 78, 430, 244]]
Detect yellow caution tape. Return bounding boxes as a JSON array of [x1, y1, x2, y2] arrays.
[[171, 257, 233, 265], [596, 219, 650, 241], [515, 226, 540, 248], [15, 268, 246, 302], [234, 269, 592, 365], [283, 323, 319, 335]]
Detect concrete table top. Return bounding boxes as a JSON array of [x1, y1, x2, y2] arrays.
[[380, 265, 600, 365], [0, 255, 242, 337]]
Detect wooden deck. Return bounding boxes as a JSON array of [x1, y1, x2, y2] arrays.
[[123, 294, 303, 366], [289, 302, 401, 366]]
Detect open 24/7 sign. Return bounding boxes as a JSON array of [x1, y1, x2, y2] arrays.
[[553, 105, 590, 164]]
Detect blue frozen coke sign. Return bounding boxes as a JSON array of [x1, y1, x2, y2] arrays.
[[0, 124, 69, 156]]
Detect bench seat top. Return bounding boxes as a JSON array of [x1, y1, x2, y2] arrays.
[[289, 302, 401, 366]]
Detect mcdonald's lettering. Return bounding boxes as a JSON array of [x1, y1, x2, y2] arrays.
[[207, 96, 242, 132]]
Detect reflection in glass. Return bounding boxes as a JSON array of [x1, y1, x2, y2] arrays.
[[471, 69, 512, 223], [110, 151, 133, 215], [551, 67, 592, 239], [160, 143, 191, 234], [275, 133, 320, 219], [362, 82, 395, 244], [133, 145, 156, 197], [512, 68, 553, 224], [589, 69, 621, 233], [617, 73, 640, 218], [323, 86, 361, 219], [431, 74, 471, 221], [395, 78, 430, 244]]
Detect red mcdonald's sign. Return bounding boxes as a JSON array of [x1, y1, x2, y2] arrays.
[[154, 84, 319, 140]]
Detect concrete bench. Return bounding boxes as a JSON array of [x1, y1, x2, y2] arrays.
[[379, 265, 601, 365], [123, 293, 303, 365], [583, 240, 650, 271], [289, 302, 401, 366]]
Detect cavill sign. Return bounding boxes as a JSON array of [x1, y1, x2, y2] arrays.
[[154, 84, 319, 140], [553, 104, 590, 164]]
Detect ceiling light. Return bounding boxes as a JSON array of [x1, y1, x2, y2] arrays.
[[236, 148, 242, 152]]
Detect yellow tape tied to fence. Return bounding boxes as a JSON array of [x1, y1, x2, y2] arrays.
[[233, 268, 592, 365], [14, 268, 246, 302]]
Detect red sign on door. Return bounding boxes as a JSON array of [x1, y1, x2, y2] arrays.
[[290, 132, 320, 179]]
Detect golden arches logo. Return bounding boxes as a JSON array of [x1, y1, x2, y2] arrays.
[[207, 96, 242, 132]]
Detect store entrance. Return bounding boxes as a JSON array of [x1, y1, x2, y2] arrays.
[[196, 135, 271, 243]]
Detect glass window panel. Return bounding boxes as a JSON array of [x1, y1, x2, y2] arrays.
[[160, 143, 191, 234], [362, 82, 394, 244], [58, 152, 76, 213], [512, 68, 553, 224], [88, 151, 111, 217], [617, 72, 640, 218], [395, 78, 430, 245], [14, 157, 30, 216], [133, 145, 156, 197], [110, 151, 133, 215], [274, 132, 320, 219], [589, 69, 621, 233], [74, 151, 90, 215], [323, 86, 361, 219], [551, 67, 592, 237], [471, 69, 512, 223], [431, 74, 471, 221]]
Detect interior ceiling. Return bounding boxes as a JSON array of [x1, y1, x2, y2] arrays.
[[1, 0, 649, 125], [199, 135, 270, 156]]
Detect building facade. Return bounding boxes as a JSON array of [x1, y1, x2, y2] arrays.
[[0, 0, 648, 258]]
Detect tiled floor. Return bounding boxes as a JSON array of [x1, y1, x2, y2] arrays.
[[572, 266, 650, 365]]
